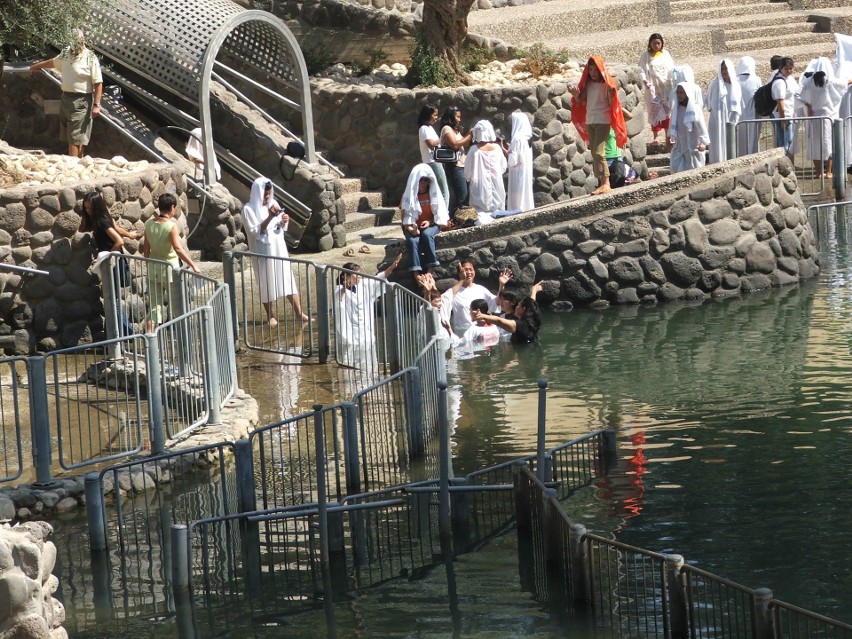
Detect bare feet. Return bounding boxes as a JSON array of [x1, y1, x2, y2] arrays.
[[268, 317, 278, 327], [592, 183, 612, 195]]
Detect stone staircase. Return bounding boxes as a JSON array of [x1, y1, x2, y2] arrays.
[[337, 176, 404, 246], [645, 147, 672, 179]]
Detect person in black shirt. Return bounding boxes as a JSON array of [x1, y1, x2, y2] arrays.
[[470, 282, 543, 344]]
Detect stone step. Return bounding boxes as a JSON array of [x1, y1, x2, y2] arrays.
[[645, 154, 671, 169], [338, 176, 367, 195], [669, 0, 765, 11], [726, 31, 835, 52], [341, 190, 385, 215], [672, 3, 790, 22], [343, 207, 401, 234], [724, 22, 819, 45], [697, 11, 813, 29]]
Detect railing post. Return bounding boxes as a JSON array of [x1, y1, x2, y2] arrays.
[[316, 265, 331, 364], [234, 439, 256, 513], [437, 381, 452, 556], [544, 488, 568, 615], [222, 250, 239, 344], [726, 121, 737, 162], [85, 474, 107, 552], [569, 523, 590, 604], [342, 402, 360, 495], [170, 267, 191, 376], [102, 256, 121, 361], [536, 378, 548, 482], [313, 404, 337, 623], [450, 477, 470, 551], [598, 429, 618, 474], [28, 356, 52, 484], [832, 118, 846, 199], [327, 506, 349, 594], [145, 332, 166, 454], [753, 587, 774, 639], [90, 542, 114, 621], [200, 305, 222, 424], [220, 285, 238, 390], [384, 284, 400, 373], [171, 524, 189, 591], [406, 368, 425, 459], [665, 554, 689, 639], [514, 463, 535, 592]]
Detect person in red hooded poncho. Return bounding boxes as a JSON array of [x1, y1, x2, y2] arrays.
[[568, 55, 628, 195]]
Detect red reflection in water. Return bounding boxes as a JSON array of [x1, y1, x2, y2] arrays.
[[595, 430, 647, 532]]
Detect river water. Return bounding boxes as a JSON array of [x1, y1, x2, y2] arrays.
[[50, 210, 851, 636]]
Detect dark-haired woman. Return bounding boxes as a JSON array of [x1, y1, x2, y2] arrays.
[[80, 192, 140, 335], [417, 103, 450, 210], [439, 106, 472, 214], [470, 295, 542, 345], [638, 33, 675, 151]]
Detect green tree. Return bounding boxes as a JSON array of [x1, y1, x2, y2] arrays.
[[0, 0, 94, 52]]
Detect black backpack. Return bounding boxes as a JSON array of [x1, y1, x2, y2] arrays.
[[753, 73, 784, 118]]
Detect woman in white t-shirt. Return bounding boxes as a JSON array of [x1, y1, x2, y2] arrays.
[[417, 103, 450, 210]]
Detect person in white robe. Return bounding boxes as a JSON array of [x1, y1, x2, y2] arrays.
[[670, 66, 703, 114], [800, 57, 852, 177], [638, 33, 675, 149], [507, 111, 534, 212], [185, 127, 222, 181], [706, 59, 742, 164], [242, 177, 307, 326], [837, 34, 852, 170], [464, 120, 508, 214], [669, 81, 709, 174], [736, 57, 763, 156], [334, 255, 402, 371]]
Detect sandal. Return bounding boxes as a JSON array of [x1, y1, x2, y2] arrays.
[[359, 245, 371, 254], [343, 248, 356, 257]]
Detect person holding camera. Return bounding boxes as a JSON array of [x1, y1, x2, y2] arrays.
[[439, 106, 473, 214]]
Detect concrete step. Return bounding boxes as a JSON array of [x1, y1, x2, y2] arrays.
[[343, 207, 401, 234], [697, 11, 812, 29], [724, 22, 818, 44], [726, 31, 835, 52], [338, 176, 367, 195], [672, 3, 790, 22], [341, 190, 385, 215], [670, 0, 766, 11], [645, 154, 671, 169]]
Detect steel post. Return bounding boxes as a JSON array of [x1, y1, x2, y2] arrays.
[[28, 356, 52, 484], [514, 464, 535, 592], [753, 587, 774, 639], [450, 477, 470, 550], [200, 306, 222, 424], [145, 332, 166, 454], [316, 265, 330, 364], [437, 382, 451, 554], [384, 285, 400, 372], [234, 439, 257, 513], [569, 523, 590, 603], [85, 474, 108, 552], [222, 251, 239, 344], [342, 403, 360, 495], [171, 524, 190, 591], [665, 554, 689, 639], [406, 368, 425, 459], [833, 119, 846, 199], [102, 256, 122, 360], [313, 405, 336, 622], [536, 378, 548, 482], [221, 285, 238, 393]]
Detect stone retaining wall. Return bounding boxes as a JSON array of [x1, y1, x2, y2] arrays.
[[406, 151, 819, 305], [0, 522, 66, 639], [0, 164, 241, 352], [311, 67, 647, 207]]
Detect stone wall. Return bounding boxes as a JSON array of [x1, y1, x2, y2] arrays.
[[404, 151, 819, 306], [311, 67, 647, 207], [0, 163, 240, 352], [0, 521, 66, 639]]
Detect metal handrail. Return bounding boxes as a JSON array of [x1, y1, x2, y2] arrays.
[[0, 263, 49, 276]]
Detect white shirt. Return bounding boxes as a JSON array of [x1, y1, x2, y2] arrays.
[[451, 283, 498, 334], [419, 125, 439, 163], [772, 74, 799, 118], [53, 47, 102, 94]]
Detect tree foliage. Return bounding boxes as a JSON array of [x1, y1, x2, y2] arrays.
[[0, 0, 95, 51]]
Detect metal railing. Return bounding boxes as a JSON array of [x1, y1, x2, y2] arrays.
[[732, 116, 835, 198], [514, 463, 851, 639]]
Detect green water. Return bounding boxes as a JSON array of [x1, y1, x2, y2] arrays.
[[447, 214, 851, 622]]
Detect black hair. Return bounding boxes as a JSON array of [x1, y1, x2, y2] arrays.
[[469, 298, 489, 313], [339, 262, 361, 285], [813, 71, 826, 88], [647, 33, 664, 52], [440, 106, 462, 131], [417, 103, 439, 128], [516, 297, 542, 339], [499, 289, 521, 306], [158, 192, 177, 213], [780, 57, 794, 70], [770, 55, 782, 71], [80, 192, 114, 233]]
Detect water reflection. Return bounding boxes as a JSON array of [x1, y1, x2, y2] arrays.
[[448, 208, 851, 621]]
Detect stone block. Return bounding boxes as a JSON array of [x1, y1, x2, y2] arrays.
[[682, 218, 708, 254], [610, 256, 643, 285], [745, 242, 776, 274], [708, 219, 742, 245], [669, 199, 698, 223], [698, 199, 732, 224], [660, 252, 703, 287]]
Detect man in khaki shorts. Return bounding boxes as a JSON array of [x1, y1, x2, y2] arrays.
[[30, 29, 103, 157]]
